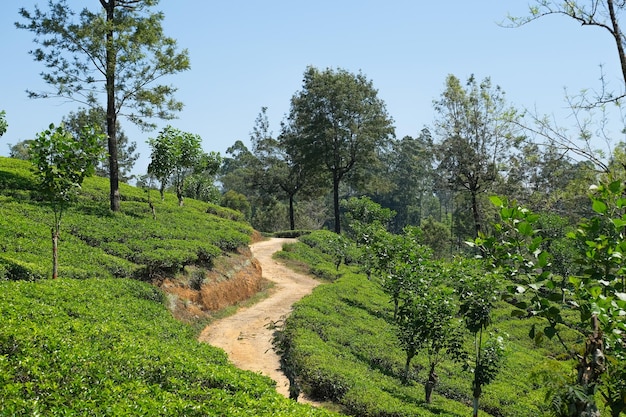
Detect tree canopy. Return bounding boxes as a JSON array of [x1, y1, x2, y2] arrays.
[[62, 107, 139, 182], [29, 123, 105, 279], [147, 125, 205, 207], [282, 66, 395, 233], [17, 0, 190, 211], [434, 74, 521, 238]]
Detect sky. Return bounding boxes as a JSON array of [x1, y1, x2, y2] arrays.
[[1, 1, 624, 177]]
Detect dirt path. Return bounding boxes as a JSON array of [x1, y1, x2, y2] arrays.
[[198, 238, 321, 403]]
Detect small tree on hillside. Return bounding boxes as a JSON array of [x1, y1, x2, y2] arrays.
[[342, 196, 395, 279], [221, 190, 251, 219], [29, 123, 105, 279], [395, 280, 466, 402], [454, 265, 505, 417], [147, 125, 205, 206], [181, 151, 222, 204], [379, 227, 429, 320]]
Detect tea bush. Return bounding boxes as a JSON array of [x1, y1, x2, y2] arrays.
[[0, 157, 251, 281], [277, 232, 586, 417], [0, 278, 339, 416]]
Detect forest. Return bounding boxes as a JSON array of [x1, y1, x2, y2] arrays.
[[1, 1, 626, 416]]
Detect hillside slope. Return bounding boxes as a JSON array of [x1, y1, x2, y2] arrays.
[[0, 157, 338, 416], [0, 156, 264, 318]]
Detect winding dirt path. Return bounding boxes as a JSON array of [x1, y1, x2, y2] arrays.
[[198, 238, 321, 402]]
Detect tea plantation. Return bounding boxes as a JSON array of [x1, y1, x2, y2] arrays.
[[274, 232, 597, 417], [0, 157, 338, 416]]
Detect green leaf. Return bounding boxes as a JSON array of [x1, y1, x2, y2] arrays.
[[537, 251, 549, 268], [608, 180, 622, 194], [527, 214, 539, 223], [489, 195, 503, 208], [612, 218, 626, 229], [544, 326, 557, 339], [517, 221, 533, 236], [589, 286, 602, 298], [592, 199, 607, 214]]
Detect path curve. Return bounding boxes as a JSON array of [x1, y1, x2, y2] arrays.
[[198, 237, 321, 402]]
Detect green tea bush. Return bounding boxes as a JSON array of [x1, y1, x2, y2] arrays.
[[0, 157, 252, 281], [0, 278, 339, 416], [276, 238, 586, 417]]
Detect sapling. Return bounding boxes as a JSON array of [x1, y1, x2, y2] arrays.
[[29, 123, 105, 278]]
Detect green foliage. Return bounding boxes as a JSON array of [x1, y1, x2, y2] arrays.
[[418, 216, 453, 259], [147, 125, 205, 206], [30, 123, 106, 208], [0, 157, 251, 281], [342, 196, 395, 237], [271, 230, 312, 238], [476, 190, 626, 416], [434, 74, 522, 238], [255, 106, 313, 230], [62, 107, 139, 181], [0, 278, 338, 416], [277, 237, 563, 416], [282, 66, 395, 233], [372, 227, 432, 319], [299, 230, 353, 272], [29, 123, 106, 279], [221, 189, 252, 219], [8, 140, 34, 161], [0, 110, 7, 137], [17, 0, 191, 211]]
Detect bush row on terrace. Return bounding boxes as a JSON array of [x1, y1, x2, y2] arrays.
[[0, 278, 339, 416], [0, 157, 251, 281], [276, 231, 584, 417]]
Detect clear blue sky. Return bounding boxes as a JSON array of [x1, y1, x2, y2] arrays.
[[1, 1, 623, 176]]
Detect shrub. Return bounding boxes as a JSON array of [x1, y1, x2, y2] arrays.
[[0, 157, 253, 282], [0, 278, 339, 416], [276, 239, 567, 416]]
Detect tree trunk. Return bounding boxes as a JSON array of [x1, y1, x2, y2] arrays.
[[424, 363, 438, 404], [105, 2, 120, 212], [332, 173, 341, 234], [289, 193, 295, 230], [403, 352, 414, 383], [149, 199, 156, 220], [51, 226, 59, 279], [470, 189, 481, 238], [159, 183, 165, 201], [607, 0, 626, 88], [177, 185, 184, 206], [472, 396, 480, 417], [573, 315, 604, 417]]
